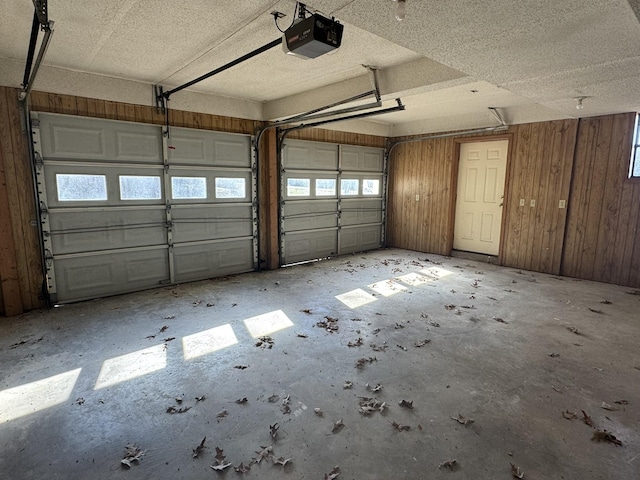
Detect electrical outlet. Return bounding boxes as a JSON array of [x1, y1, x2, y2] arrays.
[[559, 200, 566, 208], [415, 194, 419, 201], [519, 198, 525, 207], [530, 199, 536, 207]]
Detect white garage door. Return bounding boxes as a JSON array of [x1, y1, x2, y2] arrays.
[[280, 139, 385, 265], [31, 112, 256, 303]]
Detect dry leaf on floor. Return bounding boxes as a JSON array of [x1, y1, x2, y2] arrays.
[[567, 326, 581, 335], [471, 281, 479, 288], [175, 396, 183, 403], [253, 445, 273, 464], [581, 410, 594, 427], [163, 337, 175, 342], [331, 419, 344, 433], [562, 410, 577, 420], [206, 302, 214, 307], [414, 339, 431, 347], [392, 421, 411, 431], [588, 308, 603, 314], [234, 462, 251, 473], [296, 332, 308, 338], [300, 309, 313, 314], [348, 338, 364, 347], [460, 305, 476, 309], [549, 353, 560, 357], [159, 325, 169, 333], [164, 315, 175, 319], [343, 381, 353, 389], [451, 413, 474, 426], [439, 459, 457, 470], [591, 429, 622, 446], [493, 317, 508, 324], [399, 399, 413, 409], [317, 316, 339, 333], [394, 322, 405, 329], [314, 408, 323, 416], [444, 304, 456, 310], [195, 395, 206, 402], [234, 365, 248, 370], [268, 394, 279, 403], [255, 336, 274, 348], [145, 335, 156, 339], [614, 399, 629, 405], [510, 463, 524, 478], [210, 461, 232, 471], [273, 456, 292, 466], [281, 394, 291, 414], [74, 397, 85, 405], [600, 300, 612, 304], [625, 290, 640, 295], [488, 296, 498, 301], [370, 343, 388, 352], [372, 328, 381, 334], [216, 410, 228, 422], [121, 444, 145, 468], [235, 397, 248, 404], [270, 423, 279, 439], [428, 320, 440, 327], [324, 465, 340, 479], [166, 405, 191, 414], [355, 357, 377, 369], [600, 402, 619, 411], [397, 344, 408, 351], [192, 437, 206, 458], [366, 383, 383, 393]]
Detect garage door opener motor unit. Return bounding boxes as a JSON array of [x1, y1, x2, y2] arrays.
[[284, 10, 343, 59]]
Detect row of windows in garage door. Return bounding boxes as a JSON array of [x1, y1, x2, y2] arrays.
[[286, 178, 380, 197], [56, 174, 246, 201]]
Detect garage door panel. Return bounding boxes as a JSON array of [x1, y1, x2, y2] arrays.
[[172, 205, 253, 243], [39, 114, 162, 163], [341, 146, 384, 171], [340, 225, 382, 255], [341, 199, 384, 226], [168, 128, 251, 167], [54, 247, 169, 301], [49, 208, 167, 254], [173, 240, 254, 283], [168, 168, 251, 205], [284, 230, 337, 264], [283, 140, 338, 170], [282, 200, 338, 231]]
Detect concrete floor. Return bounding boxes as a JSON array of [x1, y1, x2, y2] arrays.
[[1, 248, 639, 479]]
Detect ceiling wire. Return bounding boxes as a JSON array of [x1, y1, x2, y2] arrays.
[[156, 0, 283, 85]]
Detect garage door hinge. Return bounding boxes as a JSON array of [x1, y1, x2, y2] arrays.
[[33, 151, 43, 167], [39, 201, 48, 215], [164, 164, 170, 173], [44, 249, 54, 267]]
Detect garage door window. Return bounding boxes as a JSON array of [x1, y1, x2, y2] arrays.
[[215, 177, 246, 199], [119, 175, 162, 200], [56, 174, 107, 201], [340, 179, 359, 196], [363, 179, 380, 195], [287, 178, 310, 196], [315, 179, 336, 196], [171, 177, 207, 199]]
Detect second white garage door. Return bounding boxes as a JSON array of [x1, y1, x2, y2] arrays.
[[280, 139, 385, 264], [32, 112, 256, 303]]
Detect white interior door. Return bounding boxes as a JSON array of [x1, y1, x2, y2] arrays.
[[453, 140, 508, 256]]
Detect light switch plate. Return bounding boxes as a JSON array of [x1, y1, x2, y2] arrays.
[[415, 194, 419, 201], [559, 200, 566, 208], [519, 198, 525, 206], [530, 199, 536, 207]]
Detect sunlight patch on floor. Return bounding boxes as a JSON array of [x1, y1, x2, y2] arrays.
[[336, 288, 377, 308], [243, 310, 294, 338], [182, 324, 239, 360], [95, 344, 166, 389], [368, 279, 408, 297], [0, 368, 82, 422]]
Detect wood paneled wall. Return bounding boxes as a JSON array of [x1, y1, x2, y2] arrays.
[[501, 120, 578, 274], [387, 114, 640, 287], [285, 127, 387, 148], [0, 87, 41, 315], [562, 113, 639, 286]]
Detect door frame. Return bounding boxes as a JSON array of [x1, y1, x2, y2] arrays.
[[450, 134, 514, 264]]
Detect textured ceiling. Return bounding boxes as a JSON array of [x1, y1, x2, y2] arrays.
[[1, 0, 639, 135]]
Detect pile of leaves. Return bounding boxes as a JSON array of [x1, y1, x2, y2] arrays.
[[255, 336, 274, 348], [317, 316, 339, 333], [358, 397, 387, 415]]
